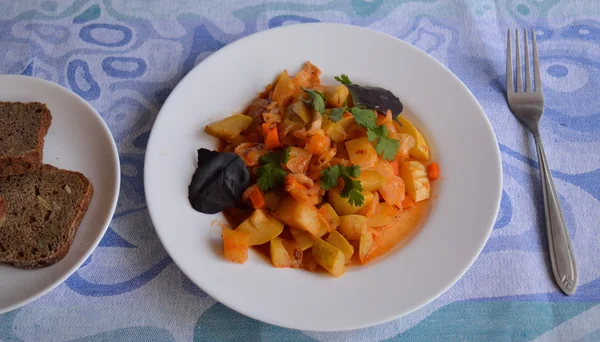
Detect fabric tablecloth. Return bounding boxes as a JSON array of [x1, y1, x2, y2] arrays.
[[1, 1, 599, 341]]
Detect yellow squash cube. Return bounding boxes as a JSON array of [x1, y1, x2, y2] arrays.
[[289, 228, 315, 251], [399, 161, 431, 202], [327, 230, 354, 263], [312, 239, 345, 277], [395, 115, 430, 160], [318, 203, 340, 231]]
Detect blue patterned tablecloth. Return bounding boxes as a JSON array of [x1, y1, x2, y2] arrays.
[[1, 1, 599, 341]]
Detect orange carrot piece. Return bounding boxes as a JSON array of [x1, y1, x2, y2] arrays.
[[222, 228, 250, 264], [248, 187, 266, 209], [401, 196, 415, 209], [427, 162, 440, 180], [262, 123, 280, 150]]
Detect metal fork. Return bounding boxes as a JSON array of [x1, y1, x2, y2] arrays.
[[506, 29, 577, 295]]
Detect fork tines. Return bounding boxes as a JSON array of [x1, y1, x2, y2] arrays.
[[507, 28, 542, 94]]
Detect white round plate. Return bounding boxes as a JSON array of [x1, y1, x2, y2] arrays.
[[145, 23, 501, 331], [0, 75, 120, 313]]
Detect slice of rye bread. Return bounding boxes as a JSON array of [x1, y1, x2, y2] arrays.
[[0, 165, 93, 269], [0, 102, 52, 177]]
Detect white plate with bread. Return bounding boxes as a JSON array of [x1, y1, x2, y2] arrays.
[[0, 75, 120, 313]]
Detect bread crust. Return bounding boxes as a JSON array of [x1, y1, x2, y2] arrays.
[[0, 102, 52, 176]]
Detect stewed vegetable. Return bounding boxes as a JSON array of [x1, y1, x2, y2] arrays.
[[190, 62, 439, 276]]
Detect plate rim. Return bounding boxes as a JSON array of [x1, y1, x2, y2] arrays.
[[0, 74, 121, 314], [145, 22, 502, 331]]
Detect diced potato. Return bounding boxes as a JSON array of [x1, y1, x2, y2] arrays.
[[358, 229, 375, 264], [395, 115, 430, 160], [222, 228, 250, 264], [345, 137, 378, 169], [399, 161, 431, 202], [358, 170, 385, 191], [290, 228, 315, 251], [328, 188, 374, 215], [270, 238, 303, 268], [318, 203, 340, 230], [236, 209, 284, 246], [327, 230, 354, 263], [322, 114, 355, 142], [273, 196, 323, 237], [323, 85, 349, 108], [338, 215, 367, 241], [272, 70, 296, 107], [312, 239, 345, 277], [263, 191, 281, 212], [270, 237, 291, 267], [367, 202, 399, 228], [285, 146, 312, 173], [205, 114, 252, 142]]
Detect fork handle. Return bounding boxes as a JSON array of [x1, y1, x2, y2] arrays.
[[534, 136, 578, 295]]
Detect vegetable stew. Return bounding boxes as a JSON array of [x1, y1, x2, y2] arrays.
[[190, 62, 439, 277]]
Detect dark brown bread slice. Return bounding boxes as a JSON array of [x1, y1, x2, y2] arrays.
[[0, 196, 5, 224], [0, 165, 93, 269], [0, 102, 52, 176]]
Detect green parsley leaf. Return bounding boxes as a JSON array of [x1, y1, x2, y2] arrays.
[[345, 164, 361, 178], [302, 88, 326, 114], [350, 107, 377, 129], [366, 124, 400, 161], [320, 165, 341, 190], [329, 107, 347, 122], [257, 150, 289, 192], [365, 123, 387, 142], [341, 179, 364, 206], [282, 146, 291, 164], [320, 165, 364, 206], [334, 74, 353, 85]]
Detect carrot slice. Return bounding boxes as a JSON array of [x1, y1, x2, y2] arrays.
[[427, 162, 440, 180], [262, 123, 280, 150], [248, 186, 266, 209]]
